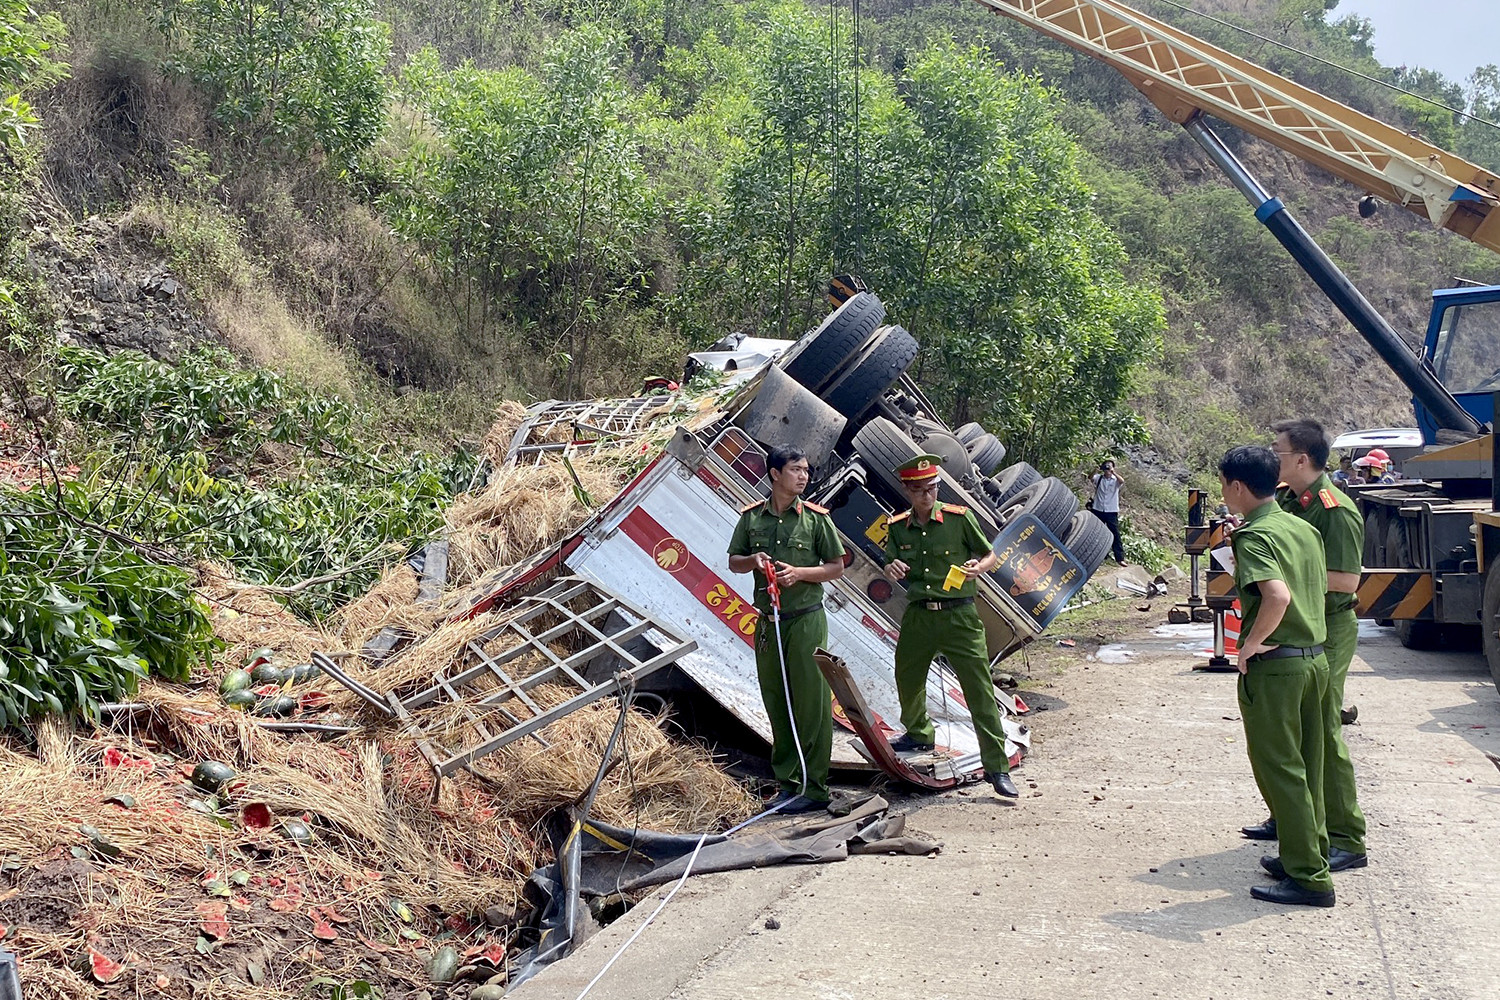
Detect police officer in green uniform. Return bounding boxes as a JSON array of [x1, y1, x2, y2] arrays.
[[1236, 421, 1371, 875], [1220, 445, 1335, 907], [881, 454, 1019, 799], [728, 444, 846, 814]]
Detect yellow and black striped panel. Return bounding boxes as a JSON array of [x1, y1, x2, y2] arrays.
[[827, 274, 866, 306], [1206, 568, 1236, 603], [1185, 525, 1212, 554], [1357, 571, 1434, 621]]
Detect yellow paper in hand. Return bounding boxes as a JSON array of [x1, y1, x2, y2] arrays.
[[942, 564, 967, 591]]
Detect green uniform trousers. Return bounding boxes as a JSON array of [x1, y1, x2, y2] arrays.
[[1238, 653, 1333, 893], [894, 603, 1010, 776], [1321, 609, 1367, 854], [754, 607, 833, 802]]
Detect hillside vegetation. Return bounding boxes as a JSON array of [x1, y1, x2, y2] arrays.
[[2, 0, 1499, 719]]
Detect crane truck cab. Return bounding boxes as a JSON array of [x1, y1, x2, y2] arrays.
[[1421, 285, 1500, 442]]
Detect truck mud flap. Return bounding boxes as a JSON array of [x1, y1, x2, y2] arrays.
[[1357, 570, 1435, 620]]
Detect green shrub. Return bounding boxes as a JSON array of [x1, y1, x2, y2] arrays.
[[54, 344, 357, 458], [158, 0, 390, 171], [0, 0, 66, 150], [104, 454, 459, 617], [0, 481, 217, 727]]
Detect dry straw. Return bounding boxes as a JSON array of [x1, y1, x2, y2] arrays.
[[0, 680, 751, 1000], [5, 390, 758, 999], [329, 562, 437, 652], [196, 560, 338, 666]]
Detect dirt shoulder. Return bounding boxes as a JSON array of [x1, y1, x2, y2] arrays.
[[517, 604, 1500, 1000]]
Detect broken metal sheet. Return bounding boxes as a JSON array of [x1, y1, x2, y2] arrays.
[[620, 795, 939, 890], [325, 577, 697, 777], [562, 445, 996, 769], [817, 649, 976, 789]]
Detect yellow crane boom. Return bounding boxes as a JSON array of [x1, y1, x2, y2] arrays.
[[972, 0, 1500, 252]]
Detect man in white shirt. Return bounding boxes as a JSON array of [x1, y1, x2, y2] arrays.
[[1090, 459, 1127, 566]]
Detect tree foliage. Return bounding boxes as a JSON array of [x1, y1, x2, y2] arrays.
[[158, 0, 390, 169], [383, 27, 660, 394], [0, 0, 65, 150], [683, 9, 1163, 469], [0, 482, 216, 727]]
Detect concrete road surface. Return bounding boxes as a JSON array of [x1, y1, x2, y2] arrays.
[[516, 618, 1500, 1000]]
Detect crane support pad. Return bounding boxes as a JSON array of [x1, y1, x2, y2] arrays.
[[1357, 571, 1435, 621]]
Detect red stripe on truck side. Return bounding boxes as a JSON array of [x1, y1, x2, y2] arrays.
[[618, 507, 761, 648]]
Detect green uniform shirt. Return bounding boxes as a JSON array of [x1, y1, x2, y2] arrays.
[[1277, 473, 1364, 614], [1231, 500, 1329, 648], [728, 497, 845, 614], [884, 503, 991, 601]]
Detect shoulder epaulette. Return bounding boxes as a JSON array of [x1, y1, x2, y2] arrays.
[[804, 501, 829, 515], [740, 500, 762, 513], [1319, 489, 1338, 509], [888, 511, 910, 524], [941, 503, 969, 515]]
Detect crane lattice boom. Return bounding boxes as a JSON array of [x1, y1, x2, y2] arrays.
[[973, 0, 1500, 252]]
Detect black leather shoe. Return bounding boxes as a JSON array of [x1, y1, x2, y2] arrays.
[[769, 793, 828, 815], [1250, 877, 1334, 907], [1264, 848, 1367, 880], [1241, 817, 1277, 840], [988, 772, 1020, 798], [889, 733, 935, 753], [1340, 705, 1359, 725]]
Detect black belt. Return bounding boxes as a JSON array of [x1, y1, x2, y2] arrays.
[[1248, 644, 1324, 662], [918, 597, 974, 612], [765, 603, 822, 623]]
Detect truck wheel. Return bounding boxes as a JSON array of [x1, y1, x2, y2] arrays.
[[983, 461, 1041, 509], [1484, 561, 1500, 695], [1061, 510, 1113, 575], [822, 325, 919, 422], [995, 477, 1079, 537], [852, 416, 992, 531], [1394, 619, 1443, 650], [954, 422, 986, 447], [967, 432, 1007, 477], [779, 291, 885, 393]]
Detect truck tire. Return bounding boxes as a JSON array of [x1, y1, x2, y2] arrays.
[[995, 477, 1079, 537], [967, 432, 1007, 477], [822, 325, 919, 422], [1394, 619, 1442, 650], [852, 417, 985, 525], [1061, 510, 1113, 576], [983, 461, 1041, 509], [779, 291, 885, 393], [954, 421, 986, 447], [1484, 561, 1500, 695]]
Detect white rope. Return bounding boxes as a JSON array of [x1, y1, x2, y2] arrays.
[[572, 568, 812, 999]]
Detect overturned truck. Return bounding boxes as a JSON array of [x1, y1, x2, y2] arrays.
[[356, 292, 1114, 788]]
